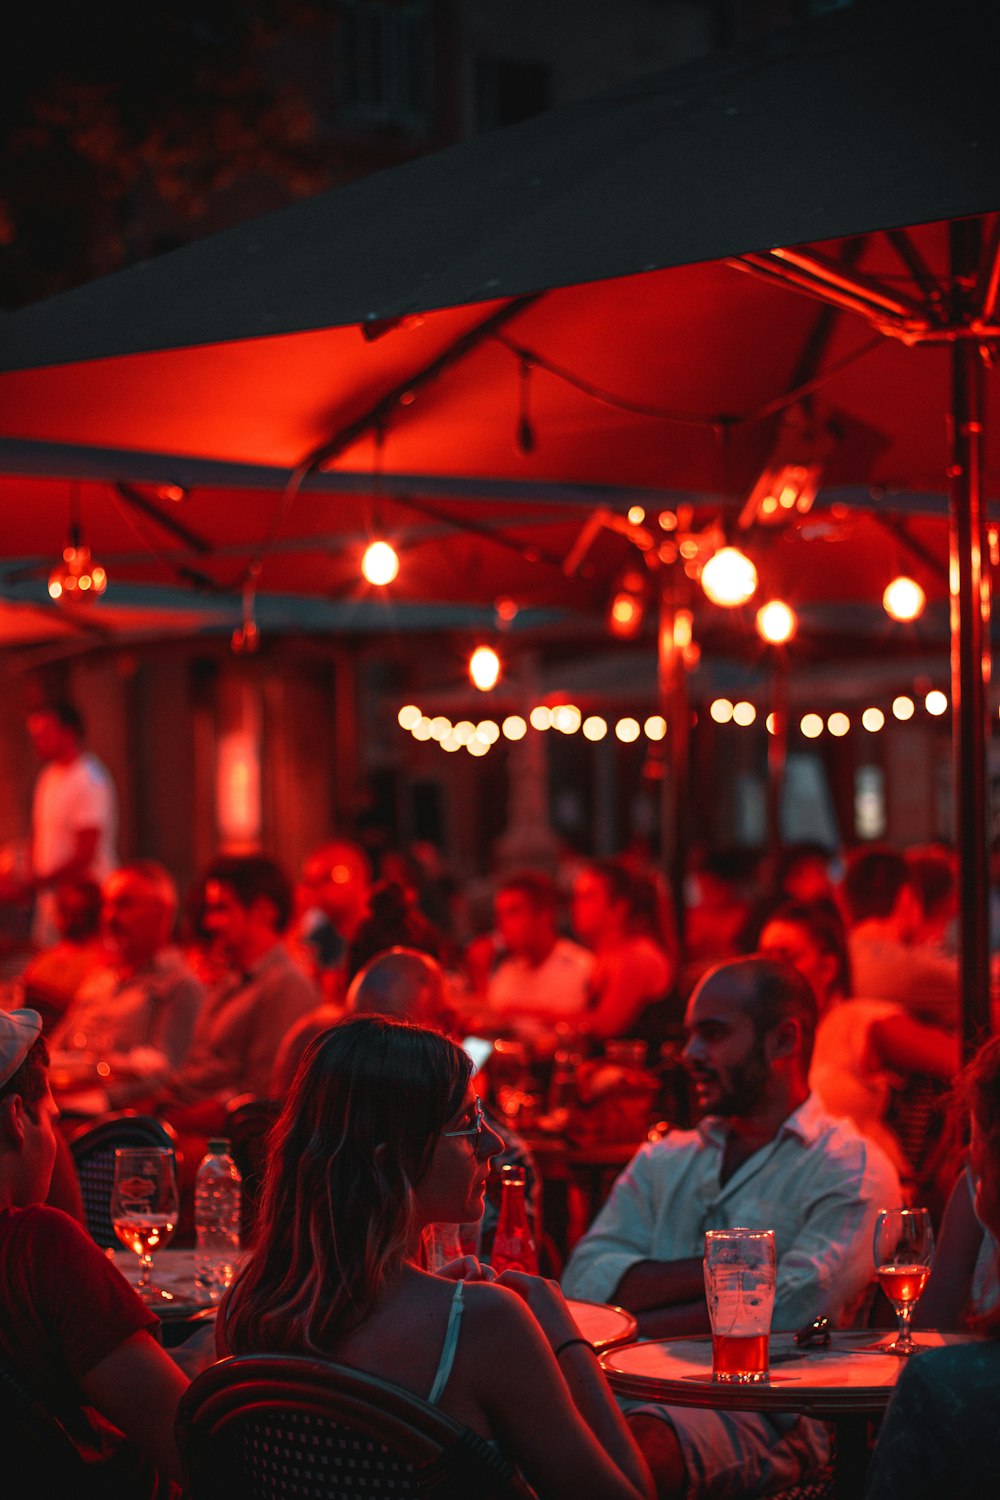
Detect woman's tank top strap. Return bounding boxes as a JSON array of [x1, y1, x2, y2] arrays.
[[426, 1279, 465, 1405]]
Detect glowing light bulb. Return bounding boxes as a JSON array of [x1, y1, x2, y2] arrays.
[[644, 716, 667, 741], [583, 716, 608, 741], [616, 718, 641, 743], [362, 540, 399, 586], [552, 705, 582, 734], [710, 698, 734, 724], [925, 690, 948, 716], [883, 576, 925, 622], [469, 645, 501, 691], [476, 720, 500, 744], [733, 701, 756, 727], [755, 600, 797, 644], [502, 715, 527, 740], [529, 706, 552, 731], [862, 707, 885, 732], [892, 695, 915, 721], [827, 712, 850, 736], [701, 546, 758, 607], [397, 704, 421, 730], [800, 713, 823, 739]]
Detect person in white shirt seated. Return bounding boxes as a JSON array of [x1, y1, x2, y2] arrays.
[[484, 873, 594, 1049], [562, 955, 900, 1500]]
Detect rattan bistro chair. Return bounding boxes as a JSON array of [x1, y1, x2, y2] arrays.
[[68, 1110, 179, 1250], [177, 1354, 536, 1500]]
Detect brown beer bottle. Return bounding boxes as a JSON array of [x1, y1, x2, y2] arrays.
[[489, 1164, 539, 1275]]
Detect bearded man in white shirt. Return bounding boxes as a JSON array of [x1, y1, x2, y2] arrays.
[[563, 955, 900, 1500]]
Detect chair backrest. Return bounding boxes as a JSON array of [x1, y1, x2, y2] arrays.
[[177, 1353, 536, 1500], [68, 1111, 179, 1249], [223, 1094, 280, 1243]]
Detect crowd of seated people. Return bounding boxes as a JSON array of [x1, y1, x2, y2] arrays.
[[4, 817, 1000, 1498]]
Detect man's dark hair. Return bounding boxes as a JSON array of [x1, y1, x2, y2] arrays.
[[843, 845, 909, 924], [765, 899, 853, 999], [204, 853, 294, 932], [497, 871, 559, 915], [905, 844, 956, 922], [588, 859, 637, 910], [36, 700, 85, 739], [710, 956, 819, 1071], [0, 1035, 50, 1111]]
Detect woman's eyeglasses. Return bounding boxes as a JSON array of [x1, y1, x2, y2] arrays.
[[443, 1097, 485, 1149]]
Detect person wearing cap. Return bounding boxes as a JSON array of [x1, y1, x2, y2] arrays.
[[0, 1008, 188, 1494]]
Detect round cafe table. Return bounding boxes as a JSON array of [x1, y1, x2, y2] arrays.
[[603, 1330, 982, 1500], [564, 1298, 636, 1353]]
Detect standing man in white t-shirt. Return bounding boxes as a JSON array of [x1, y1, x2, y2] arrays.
[[23, 701, 118, 947]]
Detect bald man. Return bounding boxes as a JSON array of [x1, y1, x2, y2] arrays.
[[563, 956, 900, 1500]]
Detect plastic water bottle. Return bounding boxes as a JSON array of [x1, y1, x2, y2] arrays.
[[193, 1137, 242, 1302]]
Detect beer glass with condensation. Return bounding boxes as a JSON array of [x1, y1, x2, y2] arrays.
[[704, 1228, 776, 1383]]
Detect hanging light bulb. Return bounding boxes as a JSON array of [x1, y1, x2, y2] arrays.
[[755, 599, 797, 644], [48, 486, 108, 603], [469, 645, 501, 691], [882, 576, 925, 622], [701, 546, 758, 608], [362, 539, 399, 586]]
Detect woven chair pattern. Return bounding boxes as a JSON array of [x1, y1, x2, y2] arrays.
[[178, 1354, 535, 1500], [68, 1112, 178, 1249]]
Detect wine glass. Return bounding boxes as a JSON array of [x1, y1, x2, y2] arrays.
[[111, 1147, 179, 1303], [873, 1206, 934, 1355]]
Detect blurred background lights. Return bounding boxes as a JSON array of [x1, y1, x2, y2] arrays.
[[755, 599, 797, 644], [609, 590, 643, 639], [453, 720, 475, 745], [361, 539, 399, 586], [440, 732, 461, 752], [552, 704, 582, 734], [925, 690, 948, 716], [529, 705, 553, 731], [583, 715, 608, 741], [828, 712, 850, 736], [469, 645, 501, 691], [467, 738, 489, 757], [412, 717, 433, 741], [732, 701, 756, 727], [892, 695, 915, 721], [882, 576, 925, 622], [397, 704, 421, 730], [862, 707, 885, 732], [476, 720, 500, 744], [627, 505, 645, 525], [429, 716, 451, 741], [800, 713, 823, 738], [709, 698, 734, 724], [502, 715, 527, 740], [700, 546, 758, 607], [644, 715, 667, 740], [766, 712, 778, 735], [616, 717, 641, 743]]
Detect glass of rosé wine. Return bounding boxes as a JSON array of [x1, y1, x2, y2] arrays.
[[111, 1147, 178, 1303], [873, 1207, 934, 1355]]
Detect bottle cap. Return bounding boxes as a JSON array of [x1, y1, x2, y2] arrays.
[[207, 1138, 232, 1154]]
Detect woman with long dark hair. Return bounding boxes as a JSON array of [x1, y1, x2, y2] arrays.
[[219, 1015, 652, 1500]]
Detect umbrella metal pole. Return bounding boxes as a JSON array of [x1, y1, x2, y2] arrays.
[[766, 650, 789, 854], [658, 580, 689, 950], [949, 333, 991, 1055]]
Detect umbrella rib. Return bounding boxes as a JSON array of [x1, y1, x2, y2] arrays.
[[868, 513, 948, 584], [110, 485, 223, 593], [388, 493, 566, 569]]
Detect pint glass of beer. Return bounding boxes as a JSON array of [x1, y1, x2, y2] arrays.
[[704, 1227, 776, 1383]]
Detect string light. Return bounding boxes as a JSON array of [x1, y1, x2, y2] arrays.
[[800, 713, 823, 738], [583, 716, 608, 740], [732, 701, 756, 727], [701, 546, 758, 608], [828, 712, 850, 737], [925, 690, 948, 716], [883, 576, 925, 622], [469, 646, 501, 691], [862, 707, 885, 732], [502, 715, 527, 740], [644, 716, 667, 740], [397, 705, 421, 730], [892, 695, 915, 721], [755, 600, 797, 645], [710, 699, 734, 724], [552, 705, 582, 734], [529, 706, 553, 730], [362, 540, 399, 586], [616, 718, 641, 743]]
